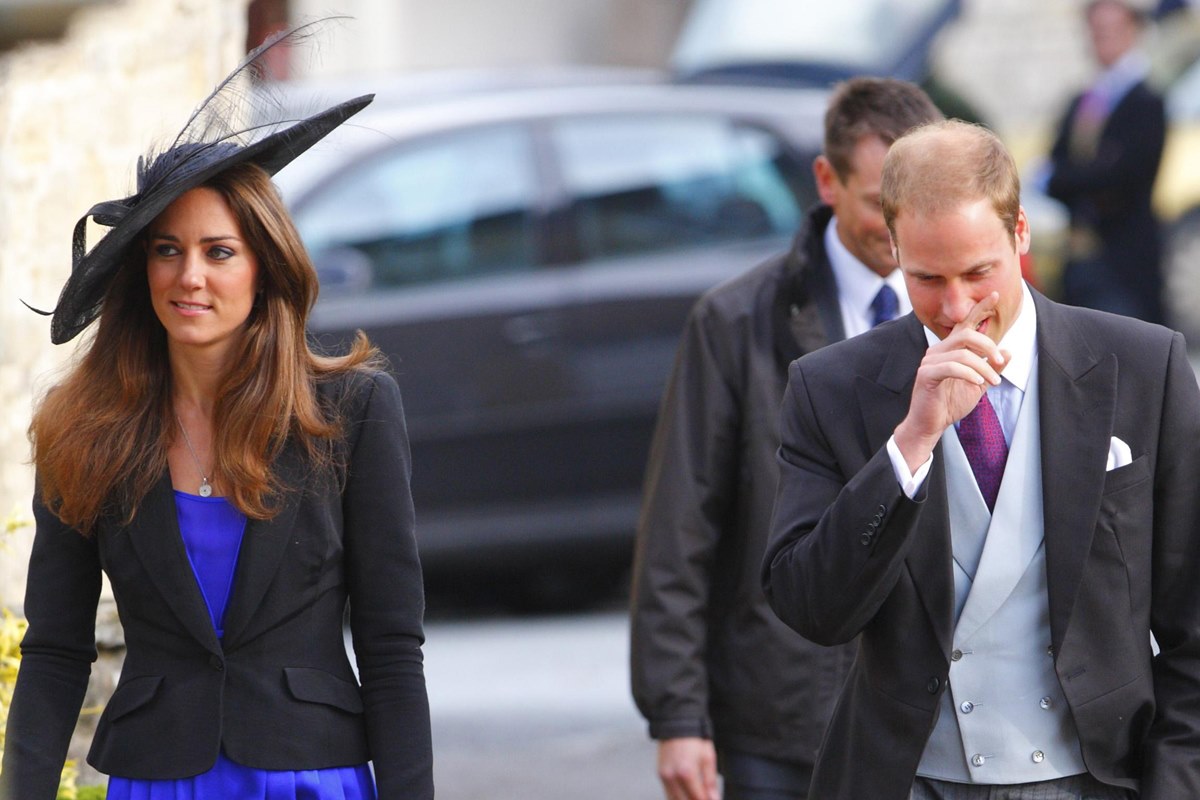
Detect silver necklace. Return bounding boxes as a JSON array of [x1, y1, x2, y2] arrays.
[[175, 413, 213, 497]]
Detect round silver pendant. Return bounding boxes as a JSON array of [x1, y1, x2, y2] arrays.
[[198, 480, 213, 498]]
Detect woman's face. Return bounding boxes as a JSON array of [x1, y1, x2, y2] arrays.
[[146, 186, 260, 363]]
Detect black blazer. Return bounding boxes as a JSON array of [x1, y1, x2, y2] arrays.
[[1, 370, 433, 800], [763, 291, 1200, 799], [630, 205, 856, 763]]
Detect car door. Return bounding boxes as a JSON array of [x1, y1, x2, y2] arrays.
[[537, 112, 816, 534], [290, 122, 580, 562]]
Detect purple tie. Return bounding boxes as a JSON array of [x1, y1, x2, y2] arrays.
[[957, 393, 1008, 512]]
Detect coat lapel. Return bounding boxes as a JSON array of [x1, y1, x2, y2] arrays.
[[127, 472, 222, 655], [857, 315, 955, 653], [218, 437, 311, 649], [1033, 293, 1116, 654]]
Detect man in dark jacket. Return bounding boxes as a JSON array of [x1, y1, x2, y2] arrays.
[[629, 78, 943, 800], [1046, 0, 1166, 323]]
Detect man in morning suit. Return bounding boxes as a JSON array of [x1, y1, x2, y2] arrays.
[[763, 120, 1200, 799], [630, 79, 943, 800], [1046, 0, 1166, 323]]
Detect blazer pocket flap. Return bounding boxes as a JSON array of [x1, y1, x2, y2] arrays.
[[105, 675, 163, 722], [1103, 454, 1150, 496], [284, 666, 364, 713]]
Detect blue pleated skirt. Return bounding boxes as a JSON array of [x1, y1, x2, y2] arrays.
[[105, 752, 377, 800]]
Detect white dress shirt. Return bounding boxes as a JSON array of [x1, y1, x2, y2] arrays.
[[887, 281, 1039, 496], [825, 217, 911, 337]]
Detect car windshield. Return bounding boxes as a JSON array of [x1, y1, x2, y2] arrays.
[[673, 0, 954, 76]]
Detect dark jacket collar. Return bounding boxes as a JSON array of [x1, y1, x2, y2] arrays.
[[772, 204, 844, 369]]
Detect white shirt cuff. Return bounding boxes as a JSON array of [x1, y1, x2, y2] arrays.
[[887, 435, 933, 499]]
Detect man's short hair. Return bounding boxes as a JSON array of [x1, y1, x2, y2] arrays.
[[823, 77, 944, 181], [881, 120, 1021, 245]]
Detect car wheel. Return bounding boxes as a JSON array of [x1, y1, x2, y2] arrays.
[[1165, 208, 1200, 341]]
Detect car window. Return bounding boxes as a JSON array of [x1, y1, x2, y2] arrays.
[[292, 124, 540, 292], [550, 114, 808, 261]]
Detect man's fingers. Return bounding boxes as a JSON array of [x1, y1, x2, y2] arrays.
[[921, 349, 1002, 386], [701, 750, 720, 800], [918, 359, 997, 389], [955, 291, 1000, 337], [658, 739, 719, 800]]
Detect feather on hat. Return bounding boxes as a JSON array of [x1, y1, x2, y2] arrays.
[[37, 19, 373, 344]]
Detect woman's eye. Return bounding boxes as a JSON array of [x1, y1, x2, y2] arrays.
[[153, 243, 179, 257], [208, 246, 234, 261]]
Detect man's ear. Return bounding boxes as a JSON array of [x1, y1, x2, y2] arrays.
[[1014, 206, 1031, 256], [813, 155, 840, 206]]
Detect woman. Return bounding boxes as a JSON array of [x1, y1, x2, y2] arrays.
[[0, 30, 433, 800]]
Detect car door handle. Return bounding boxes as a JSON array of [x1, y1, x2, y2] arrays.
[[502, 314, 553, 346]]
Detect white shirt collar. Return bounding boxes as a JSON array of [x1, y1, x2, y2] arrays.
[[825, 216, 911, 328], [922, 281, 1038, 392], [1093, 48, 1149, 108]]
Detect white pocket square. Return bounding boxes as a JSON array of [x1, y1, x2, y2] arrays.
[[1106, 436, 1132, 471]]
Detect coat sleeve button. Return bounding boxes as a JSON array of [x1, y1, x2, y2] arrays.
[[860, 533, 873, 546]]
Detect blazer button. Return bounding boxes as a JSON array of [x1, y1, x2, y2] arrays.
[[926, 677, 940, 694], [209, 655, 224, 671]]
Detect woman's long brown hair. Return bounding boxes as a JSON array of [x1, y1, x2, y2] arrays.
[[31, 163, 380, 535]]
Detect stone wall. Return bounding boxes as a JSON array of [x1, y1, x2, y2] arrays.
[[932, 0, 1099, 157], [0, 0, 248, 787], [0, 0, 248, 602]]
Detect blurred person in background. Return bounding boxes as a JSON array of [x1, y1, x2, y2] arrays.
[[629, 77, 942, 800], [1046, 0, 1167, 324], [0, 30, 433, 800]]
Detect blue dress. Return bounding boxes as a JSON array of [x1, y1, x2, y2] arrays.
[[105, 491, 377, 800]]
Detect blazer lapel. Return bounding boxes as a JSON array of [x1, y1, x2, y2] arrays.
[[857, 315, 955, 653], [1033, 293, 1116, 655], [219, 437, 310, 649], [127, 472, 222, 655]]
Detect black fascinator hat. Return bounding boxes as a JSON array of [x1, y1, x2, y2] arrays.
[[37, 19, 372, 345]]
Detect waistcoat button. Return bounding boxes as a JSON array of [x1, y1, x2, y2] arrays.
[[960, 701, 974, 714], [1040, 696, 1052, 709], [971, 754, 985, 767], [1032, 750, 1045, 763], [951, 649, 963, 661]]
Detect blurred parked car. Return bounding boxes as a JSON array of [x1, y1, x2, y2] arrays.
[[271, 72, 827, 605], [672, 0, 982, 122]]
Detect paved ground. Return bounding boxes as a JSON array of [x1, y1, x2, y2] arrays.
[[424, 610, 660, 800]]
